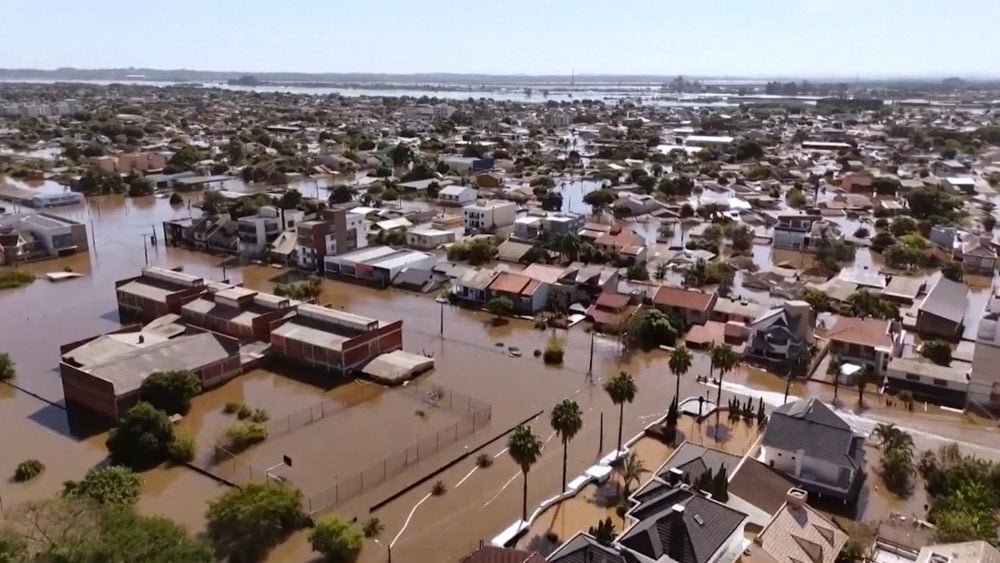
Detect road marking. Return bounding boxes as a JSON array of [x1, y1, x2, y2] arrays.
[[455, 466, 478, 488], [390, 492, 432, 548]]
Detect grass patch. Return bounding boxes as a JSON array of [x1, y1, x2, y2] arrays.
[[0, 269, 35, 290]]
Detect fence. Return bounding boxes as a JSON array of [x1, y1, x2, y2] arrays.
[[266, 399, 345, 438], [397, 380, 493, 421], [304, 407, 491, 514], [198, 445, 268, 486]]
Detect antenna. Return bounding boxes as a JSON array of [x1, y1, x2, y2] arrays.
[[571, 68, 575, 86]]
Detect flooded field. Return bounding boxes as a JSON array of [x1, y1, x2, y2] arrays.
[[1, 194, 999, 561]]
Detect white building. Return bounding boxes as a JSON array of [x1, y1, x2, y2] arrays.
[[406, 228, 456, 250], [437, 185, 477, 206], [237, 206, 302, 257], [462, 201, 517, 233]]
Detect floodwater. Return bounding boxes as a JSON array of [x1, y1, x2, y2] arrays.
[[2, 192, 999, 561]]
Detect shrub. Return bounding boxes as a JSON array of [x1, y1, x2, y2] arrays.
[[431, 480, 447, 496], [0, 270, 35, 290], [139, 370, 202, 415], [168, 432, 196, 463], [13, 459, 44, 482], [250, 408, 269, 423], [169, 192, 183, 205], [308, 516, 362, 562], [221, 422, 268, 453], [543, 337, 564, 365], [236, 404, 253, 420], [223, 401, 243, 415], [476, 453, 494, 468], [106, 402, 175, 469], [0, 352, 15, 381], [62, 465, 142, 506]]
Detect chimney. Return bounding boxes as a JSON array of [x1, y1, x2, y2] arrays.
[[137, 334, 145, 344], [667, 467, 685, 486], [786, 487, 808, 509]]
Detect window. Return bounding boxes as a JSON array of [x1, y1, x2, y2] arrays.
[[906, 374, 920, 382], [933, 378, 947, 387]]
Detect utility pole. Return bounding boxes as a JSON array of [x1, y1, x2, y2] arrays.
[[439, 300, 444, 336], [141, 234, 150, 266], [587, 329, 595, 376], [598, 412, 604, 454]]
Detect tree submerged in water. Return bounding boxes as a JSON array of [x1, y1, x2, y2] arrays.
[[273, 276, 323, 301]]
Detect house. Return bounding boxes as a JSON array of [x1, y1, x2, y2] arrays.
[[437, 185, 477, 206], [839, 172, 873, 193], [825, 316, 904, 378], [942, 176, 977, 194], [916, 277, 968, 341], [651, 286, 717, 326], [587, 290, 638, 331], [454, 267, 500, 305], [593, 226, 648, 263], [486, 271, 548, 314], [324, 245, 437, 287], [885, 357, 969, 408], [180, 285, 293, 343], [237, 206, 302, 257], [269, 304, 403, 375], [406, 227, 456, 250], [750, 488, 848, 563], [0, 211, 89, 259], [463, 200, 517, 233], [747, 301, 815, 365], [115, 267, 207, 322], [443, 155, 494, 173], [761, 398, 865, 502], [772, 215, 844, 252], [476, 172, 503, 189], [513, 213, 585, 241], [711, 297, 766, 325], [969, 311, 1000, 411], [461, 545, 543, 563], [60, 322, 241, 420], [959, 236, 997, 276], [614, 192, 663, 216], [162, 214, 239, 254], [914, 541, 1000, 563]]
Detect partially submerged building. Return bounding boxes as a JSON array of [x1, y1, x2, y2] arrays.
[[180, 284, 294, 342], [115, 267, 207, 322]]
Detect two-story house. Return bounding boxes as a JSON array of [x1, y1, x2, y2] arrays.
[[916, 277, 968, 341], [237, 206, 301, 258], [463, 201, 517, 233], [772, 215, 844, 253], [826, 316, 904, 379], [747, 301, 815, 365], [761, 398, 865, 503], [651, 286, 717, 327]]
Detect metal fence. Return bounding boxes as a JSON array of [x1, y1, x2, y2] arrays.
[[397, 381, 493, 420], [266, 399, 344, 438], [199, 445, 267, 486], [304, 407, 491, 514]]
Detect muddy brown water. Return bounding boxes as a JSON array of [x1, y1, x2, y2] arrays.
[[2, 194, 999, 561]]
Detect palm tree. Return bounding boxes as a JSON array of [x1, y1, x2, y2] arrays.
[[559, 232, 581, 262], [362, 517, 384, 539], [872, 423, 913, 455], [830, 353, 843, 401], [787, 343, 809, 379], [604, 371, 638, 454], [669, 345, 693, 405], [550, 399, 584, 492], [858, 365, 873, 408], [711, 344, 738, 438], [508, 424, 543, 522], [618, 451, 648, 498]]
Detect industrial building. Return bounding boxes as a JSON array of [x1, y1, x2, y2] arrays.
[[115, 267, 207, 322]]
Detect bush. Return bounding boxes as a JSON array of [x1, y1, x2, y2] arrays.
[[106, 402, 175, 469], [206, 482, 304, 560], [0, 352, 15, 381], [169, 192, 184, 206], [236, 404, 253, 420], [223, 401, 243, 415], [62, 465, 142, 506], [13, 459, 44, 482], [0, 270, 35, 290], [250, 408, 269, 423], [221, 422, 268, 453], [308, 516, 362, 563], [431, 480, 447, 496], [543, 337, 564, 365], [476, 453, 494, 468], [140, 370, 202, 415], [168, 432, 196, 463]]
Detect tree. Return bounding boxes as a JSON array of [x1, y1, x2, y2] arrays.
[[277, 188, 303, 210], [711, 344, 738, 437], [62, 465, 142, 507], [787, 343, 809, 378], [620, 309, 679, 350], [205, 481, 304, 561], [140, 370, 202, 415], [882, 442, 915, 495], [587, 517, 616, 547], [582, 188, 616, 213], [540, 190, 563, 212], [202, 190, 226, 216], [165, 145, 201, 174], [486, 296, 513, 319], [846, 289, 898, 320], [857, 364, 872, 407], [669, 345, 693, 405], [730, 225, 752, 252], [712, 465, 730, 502], [308, 516, 362, 563], [361, 517, 384, 540], [921, 339, 953, 366], [941, 261, 963, 282], [786, 187, 807, 208], [617, 451, 647, 497], [328, 185, 353, 204], [625, 261, 650, 281], [105, 402, 175, 470], [906, 186, 958, 220], [550, 399, 583, 491], [0, 352, 14, 381], [227, 137, 246, 164], [604, 371, 638, 453], [169, 192, 184, 206], [871, 423, 913, 456], [507, 424, 543, 522]]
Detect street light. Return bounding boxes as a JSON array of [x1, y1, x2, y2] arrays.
[[373, 539, 392, 563]]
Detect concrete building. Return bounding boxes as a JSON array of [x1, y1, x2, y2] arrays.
[[486, 271, 548, 314], [885, 357, 969, 409], [0, 211, 89, 261], [294, 204, 368, 272], [747, 301, 815, 365], [463, 200, 517, 233], [825, 316, 904, 378], [513, 212, 585, 241], [324, 245, 437, 287], [406, 227, 456, 250], [181, 284, 294, 343], [916, 277, 968, 341], [60, 322, 241, 420], [270, 304, 403, 375], [970, 311, 1000, 411], [437, 185, 477, 206], [773, 215, 844, 252], [237, 206, 302, 257], [115, 267, 207, 322], [651, 286, 717, 326]]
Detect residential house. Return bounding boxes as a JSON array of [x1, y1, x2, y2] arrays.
[[969, 311, 1000, 411], [443, 155, 494, 173], [115, 267, 207, 322], [486, 271, 548, 314], [761, 398, 865, 502], [461, 545, 543, 563], [270, 304, 403, 375], [463, 200, 517, 233], [772, 215, 844, 252], [593, 226, 648, 263], [711, 297, 766, 325], [513, 213, 585, 241], [839, 172, 873, 193], [959, 236, 997, 276], [916, 277, 968, 341], [437, 185, 477, 206], [943, 177, 977, 194], [747, 301, 815, 365], [914, 541, 1000, 563], [237, 206, 302, 257], [749, 488, 848, 563], [60, 322, 241, 420], [614, 192, 663, 216], [651, 286, 717, 326], [406, 227, 456, 250], [454, 267, 500, 305], [825, 316, 904, 378], [587, 290, 638, 331], [885, 357, 969, 409], [162, 214, 239, 254]]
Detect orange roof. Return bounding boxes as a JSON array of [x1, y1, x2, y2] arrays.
[[651, 286, 715, 312], [595, 290, 631, 310], [488, 272, 533, 294], [827, 316, 892, 349]]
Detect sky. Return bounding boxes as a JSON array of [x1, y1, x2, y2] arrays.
[[2, 0, 998, 79]]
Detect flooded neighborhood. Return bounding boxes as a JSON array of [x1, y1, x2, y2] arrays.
[[3, 8, 1000, 561]]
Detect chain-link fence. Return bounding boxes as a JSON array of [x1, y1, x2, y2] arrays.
[[397, 380, 493, 420], [304, 407, 491, 514], [266, 399, 343, 438]]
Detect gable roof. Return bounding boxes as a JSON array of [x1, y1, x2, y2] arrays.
[[651, 286, 715, 312], [461, 545, 544, 563], [762, 399, 858, 470], [826, 316, 892, 350], [918, 276, 968, 324], [756, 497, 848, 563], [654, 442, 742, 485], [546, 532, 628, 563], [728, 460, 798, 516]]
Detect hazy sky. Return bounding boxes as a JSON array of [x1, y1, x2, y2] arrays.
[[3, 0, 998, 78]]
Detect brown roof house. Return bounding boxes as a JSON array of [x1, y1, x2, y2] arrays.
[[487, 271, 548, 314], [746, 488, 847, 563], [826, 316, 904, 379], [916, 277, 968, 341], [651, 286, 718, 327], [587, 290, 638, 331]]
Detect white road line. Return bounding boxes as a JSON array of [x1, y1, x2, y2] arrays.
[[390, 492, 432, 548], [482, 472, 521, 508], [455, 466, 478, 488]]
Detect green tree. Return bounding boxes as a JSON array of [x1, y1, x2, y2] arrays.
[[604, 371, 638, 453], [62, 465, 142, 507], [906, 186, 958, 220], [729, 225, 752, 252], [140, 370, 202, 415], [871, 423, 913, 456], [625, 261, 650, 281], [550, 399, 584, 491], [921, 339, 953, 366], [361, 517, 384, 540], [846, 290, 898, 319], [0, 352, 14, 381], [85, 508, 213, 562], [205, 482, 304, 561], [277, 188, 303, 210], [857, 365, 873, 407], [227, 137, 246, 164], [507, 424, 543, 522], [328, 185, 353, 204], [486, 296, 513, 318], [882, 443, 915, 495], [105, 402, 175, 470], [711, 344, 738, 437], [617, 451, 647, 497], [941, 261, 963, 282], [712, 464, 730, 502], [308, 516, 362, 563], [582, 188, 616, 213], [668, 345, 693, 405], [587, 517, 617, 547]]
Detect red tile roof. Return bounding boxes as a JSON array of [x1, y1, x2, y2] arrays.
[[595, 290, 631, 310], [488, 272, 533, 294], [461, 546, 544, 563], [651, 286, 716, 312], [827, 316, 892, 349]]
